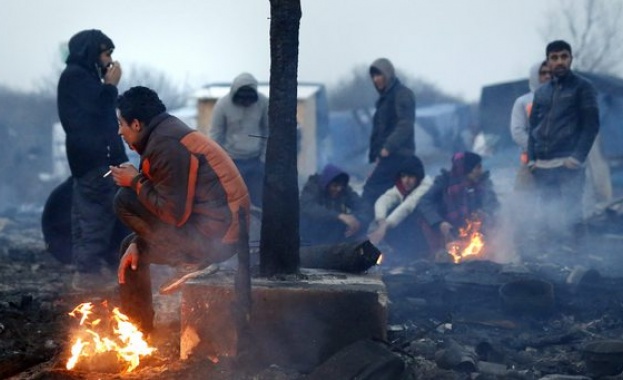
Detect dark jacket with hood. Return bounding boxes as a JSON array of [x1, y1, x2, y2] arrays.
[[368, 58, 416, 163], [418, 153, 499, 230], [528, 70, 599, 162], [57, 29, 128, 178], [299, 164, 366, 245]]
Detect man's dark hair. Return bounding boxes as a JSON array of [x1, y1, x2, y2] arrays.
[[546, 40, 572, 57], [117, 86, 166, 125]]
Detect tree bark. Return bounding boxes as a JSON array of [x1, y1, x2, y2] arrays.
[[260, 0, 302, 276]]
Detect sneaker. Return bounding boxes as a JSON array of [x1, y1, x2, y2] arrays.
[[158, 263, 219, 295], [71, 271, 118, 292]]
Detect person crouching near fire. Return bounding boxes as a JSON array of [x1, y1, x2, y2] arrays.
[[110, 86, 250, 334], [299, 164, 368, 247], [367, 155, 433, 263], [417, 151, 499, 260]]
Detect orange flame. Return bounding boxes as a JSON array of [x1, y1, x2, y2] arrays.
[[447, 216, 486, 263], [66, 301, 155, 373]]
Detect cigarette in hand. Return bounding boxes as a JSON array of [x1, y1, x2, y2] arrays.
[[103, 170, 112, 178]]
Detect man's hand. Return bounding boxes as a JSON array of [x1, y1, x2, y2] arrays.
[[439, 221, 454, 240], [563, 156, 582, 169], [104, 61, 122, 86], [380, 148, 390, 158], [338, 213, 361, 237], [118, 242, 140, 284], [110, 164, 139, 187]]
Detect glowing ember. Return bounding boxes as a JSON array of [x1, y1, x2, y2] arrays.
[[447, 216, 486, 264], [66, 301, 155, 373]]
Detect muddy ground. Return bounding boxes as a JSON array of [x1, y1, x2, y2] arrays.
[[2, 209, 623, 379]]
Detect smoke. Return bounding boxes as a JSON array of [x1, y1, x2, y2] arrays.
[[487, 159, 621, 277]]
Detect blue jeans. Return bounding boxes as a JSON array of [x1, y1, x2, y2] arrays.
[[233, 157, 264, 208]]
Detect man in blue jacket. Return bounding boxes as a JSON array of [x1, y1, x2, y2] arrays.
[[57, 29, 128, 291], [528, 40, 600, 254]]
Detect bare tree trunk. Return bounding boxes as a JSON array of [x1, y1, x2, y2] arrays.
[[260, 0, 302, 276]]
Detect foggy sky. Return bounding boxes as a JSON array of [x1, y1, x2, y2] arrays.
[[0, 0, 554, 101]]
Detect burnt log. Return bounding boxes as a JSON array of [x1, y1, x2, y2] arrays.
[[308, 339, 406, 380], [299, 240, 381, 273]]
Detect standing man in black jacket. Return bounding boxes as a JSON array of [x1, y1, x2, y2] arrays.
[[57, 29, 128, 291], [362, 58, 416, 207], [528, 39, 599, 253]]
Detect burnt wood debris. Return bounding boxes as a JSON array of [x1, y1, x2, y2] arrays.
[[3, 203, 623, 379]]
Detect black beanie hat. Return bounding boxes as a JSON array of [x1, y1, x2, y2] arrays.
[[451, 151, 482, 177], [398, 155, 425, 180], [463, 152, 482, 173]]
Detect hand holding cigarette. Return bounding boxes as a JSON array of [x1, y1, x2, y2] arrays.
[[106, 163, 139, 187]]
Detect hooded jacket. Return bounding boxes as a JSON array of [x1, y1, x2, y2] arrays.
[[57, 29, 128, 177], [209, 73, 269, 160], [510, 62, 543, 150], [368, 58, 416, 163], [299, 164, 366, 237], [418, 153, 499, 230]]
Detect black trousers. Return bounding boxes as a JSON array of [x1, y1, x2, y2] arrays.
[[532, 166, 586, 250], [114, 187, 236, 333], [361, 155, 405, 206], [71, 166, 119, 272]]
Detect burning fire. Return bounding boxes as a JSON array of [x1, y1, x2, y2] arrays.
[[66, 301, 155, 373], [446, 216, 486, 264]]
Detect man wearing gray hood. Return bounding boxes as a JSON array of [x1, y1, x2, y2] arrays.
[[510, 61, 550, 159], [509, 61, 550, 256], [210, 73, 268, 208], [362, 58, 416, 207]]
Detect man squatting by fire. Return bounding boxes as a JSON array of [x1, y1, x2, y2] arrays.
[[109, 86, 250, 334], [417, 151, 500, 258]]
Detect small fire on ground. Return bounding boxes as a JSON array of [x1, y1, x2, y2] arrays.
[[446, 216, 486, 264], [66, 301, 156, 373]]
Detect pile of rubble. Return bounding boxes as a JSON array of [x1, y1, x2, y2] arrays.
[[2, 211, 623, 379]]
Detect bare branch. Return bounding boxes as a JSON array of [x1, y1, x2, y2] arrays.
[[542, 0, 623, 75]]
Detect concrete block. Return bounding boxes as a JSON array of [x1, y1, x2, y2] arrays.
[[180, 269, 388, 371]]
